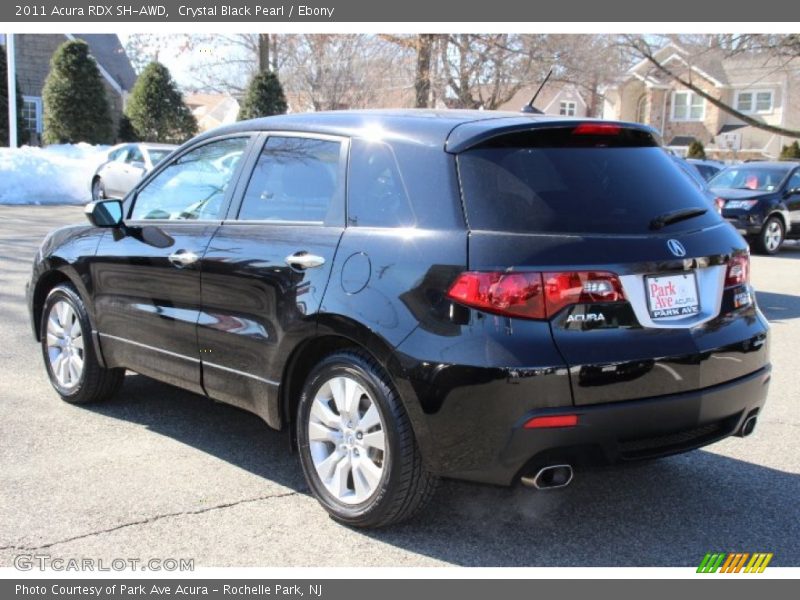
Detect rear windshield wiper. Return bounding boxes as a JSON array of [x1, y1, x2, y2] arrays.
[[649, 207, 708, 230]]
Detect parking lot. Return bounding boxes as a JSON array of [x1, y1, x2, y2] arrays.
[[0, 204, 798, 568]]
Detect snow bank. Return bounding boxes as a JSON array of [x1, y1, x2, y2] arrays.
[[0, 143, 110, 205]]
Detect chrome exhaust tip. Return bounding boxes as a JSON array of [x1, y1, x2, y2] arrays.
[[740, 415, 758, 437], [521, 464, 574, 490]]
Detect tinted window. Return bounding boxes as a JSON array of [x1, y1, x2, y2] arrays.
[[458, 128, 720, 235], [787, 170, 800, 192], [238, 136, 341, 223], [709, 166, 791, 192], [694, 164, 720, 181], [110, 147, 128, 162], [348, 139, 414, 227], [130, 137, 248, 221]]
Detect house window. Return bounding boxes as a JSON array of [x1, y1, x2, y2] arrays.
[[671, 91, 705, 121], [735, 90, 773, 114], [21, 96, 43, 135], [559, 101, 576, 116]]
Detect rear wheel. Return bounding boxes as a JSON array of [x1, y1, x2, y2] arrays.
[[91, 177, 106, 202], [754, 216, 784, 255], [296, 350, 437, 528], [41, 284, 124, 404]]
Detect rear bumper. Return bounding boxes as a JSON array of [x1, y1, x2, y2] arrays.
[[444, 366, 771, 486], [725, 216, 763, 236]]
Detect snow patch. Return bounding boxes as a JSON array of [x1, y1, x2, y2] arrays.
[[0, 144, 110, 205]]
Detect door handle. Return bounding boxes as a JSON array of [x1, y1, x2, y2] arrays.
[[285, 252, 326, 269], [168, 250, 199, 268]]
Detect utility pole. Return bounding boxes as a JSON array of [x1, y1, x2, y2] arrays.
[[6, 33, 18, 148]]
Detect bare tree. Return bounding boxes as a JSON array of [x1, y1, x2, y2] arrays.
[[626, 35, 800, 138], [380, 34, 439, 108]]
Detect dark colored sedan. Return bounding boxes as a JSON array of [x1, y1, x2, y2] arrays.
[[27, 110, 770, 527], [710, 161, 800, 254]]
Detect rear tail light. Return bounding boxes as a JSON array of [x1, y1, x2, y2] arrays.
[[725, 254, 750, 287], [446, 270, 625, 320], [572, 123, 621, 136], [714, 198, 725, 214]]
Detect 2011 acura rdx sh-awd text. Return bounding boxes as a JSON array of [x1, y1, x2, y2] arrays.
[[26, 110, 771, 527]]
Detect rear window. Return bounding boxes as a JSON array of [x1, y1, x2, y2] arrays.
[[457, 127, 720, 235]]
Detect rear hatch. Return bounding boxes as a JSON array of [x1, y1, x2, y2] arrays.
[[452, 122, 768, 405]]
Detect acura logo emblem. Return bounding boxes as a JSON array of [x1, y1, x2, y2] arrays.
[[667, 239, 686, 257]]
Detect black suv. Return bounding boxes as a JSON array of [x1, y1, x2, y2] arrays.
[[710, 161, 800, 254], [27, 111, 771, 527]]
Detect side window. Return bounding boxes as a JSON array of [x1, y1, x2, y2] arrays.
[[110, 147, 128, 162], [130, 137, 249, 221], [347, 139, 415, 227], [787, 171, 800, 193], [238, 136, 341, 223], [126, 146, 145, 165]]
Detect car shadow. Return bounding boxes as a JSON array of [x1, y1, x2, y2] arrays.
[[84, 373, 800, 567], [756, 290, 800, 321]]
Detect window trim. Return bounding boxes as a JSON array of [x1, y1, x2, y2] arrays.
[[225, 130, 349, 228], [559, 101, 577, 117], [21, 95, 43, 134], [124, 133, 257, 225], [670, 90, 705, 122], [734, 89, 774, 114]]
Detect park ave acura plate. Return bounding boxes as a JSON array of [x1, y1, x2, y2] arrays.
[[646, 272, 700, 319]]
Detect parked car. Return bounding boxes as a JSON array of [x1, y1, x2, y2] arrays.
[[91, 143, 177, 201], [28, 111, 770, 528], [686, 158, 724, 181], [709, 161, 800, 254]]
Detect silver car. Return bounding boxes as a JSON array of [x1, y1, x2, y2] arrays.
[[91, 143, 177, 200]]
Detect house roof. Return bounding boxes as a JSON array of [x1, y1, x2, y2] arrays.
[[71, 34, 137, 92], [718, 123, 747, 135]]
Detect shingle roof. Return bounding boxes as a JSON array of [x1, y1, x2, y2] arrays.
[[72, 34, 137, 92]]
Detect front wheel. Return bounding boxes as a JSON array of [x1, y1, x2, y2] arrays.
[[41, 284, 124, 404], [754, 216, 784, 255], [296, 350, 437, 528]]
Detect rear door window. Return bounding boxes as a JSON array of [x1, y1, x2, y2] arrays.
[[457, 127, 720, 235], [237, 136, 342, 223]]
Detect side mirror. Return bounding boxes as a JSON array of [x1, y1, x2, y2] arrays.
[[85, 199, 123, 228], [131, 161, 146, 170]]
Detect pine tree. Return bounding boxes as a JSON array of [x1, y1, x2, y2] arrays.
[[125, 62, 197, 143], [42, 39, 113, 144], [0, 44, 27, 146], [116, 114, 139, 142], [686, 140, 706, 159], [779, 141, 800, 160], [237, 70, 288, 121]]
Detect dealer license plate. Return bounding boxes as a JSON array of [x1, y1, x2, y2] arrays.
[[645, 273, 700, 319]]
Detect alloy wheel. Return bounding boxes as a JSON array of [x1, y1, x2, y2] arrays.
[[764, 220, 783, 252], [307, 375, 387, 504], [46, 300, 85, 389]]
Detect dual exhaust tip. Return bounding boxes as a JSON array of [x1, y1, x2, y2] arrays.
[[522, 416, 758, 488], [520, 464, 573, 490]]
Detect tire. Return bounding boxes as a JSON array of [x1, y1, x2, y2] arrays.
[[41, 284, 124, 404], [91, 177, 106, 202], [296, 349, 438, 528], [753, 216, 785, 255]]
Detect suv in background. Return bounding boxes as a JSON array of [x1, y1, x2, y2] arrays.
[[28, 111, 770, 527], [709, 161, 800, 254]]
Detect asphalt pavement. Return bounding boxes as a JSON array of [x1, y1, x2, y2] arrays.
[[1, 205, 798, 567]]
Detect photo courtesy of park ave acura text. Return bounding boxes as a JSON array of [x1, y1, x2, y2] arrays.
[[1, 15, 799, 575]]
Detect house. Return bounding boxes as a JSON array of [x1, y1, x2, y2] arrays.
[[497, 82, 592, 117], [1, 34, 136, 144], [184, 93, 240, 132], [602, 42, 800, 159]]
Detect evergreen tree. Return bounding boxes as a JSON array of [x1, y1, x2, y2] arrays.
[[779, 141, 800, 160], [237, 70, 288, 121], [117, 114, 139, 143], [686, 140, 706, 159], [42, 39, 113, 144], [0, 44, 28, 146], [125, 62, 197, 143]]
